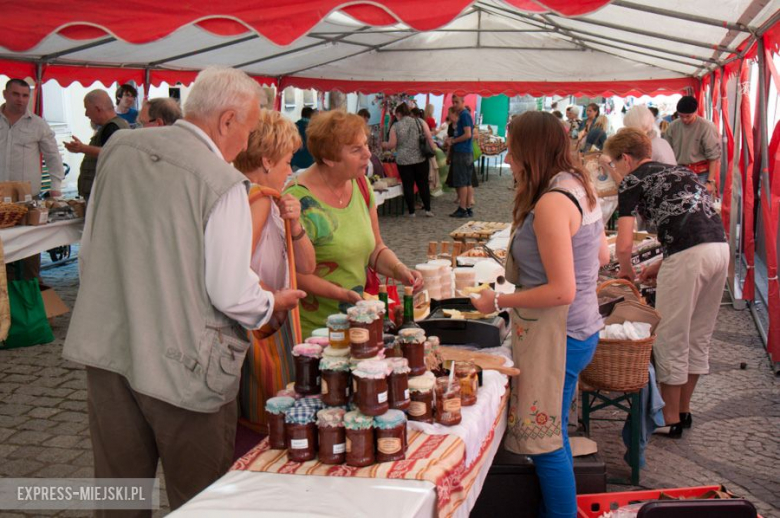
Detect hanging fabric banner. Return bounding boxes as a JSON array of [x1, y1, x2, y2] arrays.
[[739, 60, 756, 302], [761, 42, 780, 363], [720, 68, 735, 238]]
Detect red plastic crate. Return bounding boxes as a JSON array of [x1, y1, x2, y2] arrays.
[[576, 485, 722, 517]]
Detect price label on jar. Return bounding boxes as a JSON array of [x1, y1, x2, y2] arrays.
[[349, 328, 370, 342], [321, 379, 329, 395], [404, 389, 410, 400], [290, 438, 309, 450], [408, 401, 426, 417], [443, 398, 462, 413], [377, 391, 388, 403], [333, 442, 346, 454], [377, 437, 402, 455], [330, 331, 345, 342]]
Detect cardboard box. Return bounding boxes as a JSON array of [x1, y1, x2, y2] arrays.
[[25, 207, 49, 226], [604, 300, 661, 334], [41, 287, 69, 321]]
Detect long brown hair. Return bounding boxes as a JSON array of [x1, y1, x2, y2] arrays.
[[507, 111, 597, 228]]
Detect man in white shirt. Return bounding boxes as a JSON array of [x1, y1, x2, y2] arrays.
[[1, 78, 66, 280], [64, 67, 306, 511]]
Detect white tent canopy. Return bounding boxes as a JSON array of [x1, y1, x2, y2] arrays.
[[0, 0, 778, 95]]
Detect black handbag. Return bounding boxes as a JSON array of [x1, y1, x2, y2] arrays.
[[416, 119, 435, 158]]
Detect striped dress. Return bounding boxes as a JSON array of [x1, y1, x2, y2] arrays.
[[239, 185, 302, 434]]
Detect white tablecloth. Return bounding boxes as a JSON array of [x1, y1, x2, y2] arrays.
[[374, 185, 403, 206], [0, 219, 84, 263], [171, 368, 510, 518]]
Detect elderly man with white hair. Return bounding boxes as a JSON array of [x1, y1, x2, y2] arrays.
[[64, 67, 306, 512], [65, 89, 130, 200]]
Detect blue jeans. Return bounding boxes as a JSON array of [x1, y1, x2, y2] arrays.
[[529, 332, 599, 518]]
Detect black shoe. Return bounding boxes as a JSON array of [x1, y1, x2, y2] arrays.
[[450, 208, 469, 218], [653, 422, 683, 438], [679, 412, 692, 429], [466, 208, 474, 217]]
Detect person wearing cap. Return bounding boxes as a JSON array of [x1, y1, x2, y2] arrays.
[[662, 96, 721, 194]]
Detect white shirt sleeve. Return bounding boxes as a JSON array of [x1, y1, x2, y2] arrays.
[[204, 182, 275, 330]]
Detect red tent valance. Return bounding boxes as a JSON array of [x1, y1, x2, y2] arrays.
[[280, 76, 697, 97], [0, 0, 613, 52]]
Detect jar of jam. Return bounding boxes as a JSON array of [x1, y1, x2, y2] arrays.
[[285, 406, 318, 462], [384, 338, 403, 358], [293, 343, 323, 396], [348, 307, 381, 359], [357, 300, 385, 351], [319, 355, 351, 407], [265, 396, 295, 449], [374, 410, 407, 463], [344, 411, 375, 467], [326, 314, 350, 349], [454, 361, 478, 407], [435, 377, 462, 426], [384, 358, 410, 411], [408, 372, 435, 424], [352, 360, 390, 416], [398, 328, 427, 376], [317, 408, 347, 465]]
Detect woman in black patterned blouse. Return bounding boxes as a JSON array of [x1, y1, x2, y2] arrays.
[[603, 128, 728, 438]]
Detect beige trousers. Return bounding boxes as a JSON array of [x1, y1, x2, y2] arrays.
[[87, 367, 237, 516], [653, 242, 729, 385]]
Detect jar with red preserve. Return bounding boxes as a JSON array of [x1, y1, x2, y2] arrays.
[[397, 328, 427, 376], [348, 307, 381, 358], [374, 410, 407, 463], [319, 350, 351, 407], [293, 343, 322, 396], [454, 361, 478, 406], [435, 377, 462, 426], [352, 360, 390, 416], [407, 371, 436, 424], [284, 406, 318, 462], [384, 357, 410, 411], [265, 396, 295, 449], [357, 300, 385, 351], [344, 411, 375, 467], [317, 408, 347, 465]]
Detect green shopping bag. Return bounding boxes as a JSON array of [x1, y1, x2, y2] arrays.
[[3, 278, 54, 349]]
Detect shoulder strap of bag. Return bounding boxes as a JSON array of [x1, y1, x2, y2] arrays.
[[356, 175, 371, 207]]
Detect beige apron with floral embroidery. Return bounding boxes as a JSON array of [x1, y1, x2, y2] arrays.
[[503, 230, 569, 455]]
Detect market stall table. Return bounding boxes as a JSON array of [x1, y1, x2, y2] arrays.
[[0, 219, 84, 262], [171, 368, 510, 518]]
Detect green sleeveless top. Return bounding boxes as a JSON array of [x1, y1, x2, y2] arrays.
[[285, 179, 376, 339]]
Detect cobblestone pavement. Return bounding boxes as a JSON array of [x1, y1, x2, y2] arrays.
[[1, 167, 778, 517]]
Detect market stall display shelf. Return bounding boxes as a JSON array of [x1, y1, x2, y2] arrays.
[[450, 222, 510, 241]]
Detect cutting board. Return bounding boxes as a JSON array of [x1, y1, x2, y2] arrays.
[[438, 347, 520, 377]]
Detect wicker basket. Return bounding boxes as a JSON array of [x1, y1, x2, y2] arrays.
[[597, 278, 644, 304], [0, 203, 28, 229], [581, 279, 656, 392]]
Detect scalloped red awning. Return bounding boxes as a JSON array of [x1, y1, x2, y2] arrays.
[[279, 76, 698, 97], [0, 0, 614, 52]]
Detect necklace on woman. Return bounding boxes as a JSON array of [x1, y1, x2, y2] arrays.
[[319, 169, 346, 206]]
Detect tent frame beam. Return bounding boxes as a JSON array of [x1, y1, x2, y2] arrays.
[[148, 35, 258, 67], [39, 37, 117, 61], [546, 13, 738, 54], [479, 6, 696, 75], [376, 45, 580, 52], [611, 1, 751, 32], [234, 27, 371, 69], [309, 29, 548, 35]]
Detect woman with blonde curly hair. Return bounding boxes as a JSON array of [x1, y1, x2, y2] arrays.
[[233, 110, 316, 433]]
